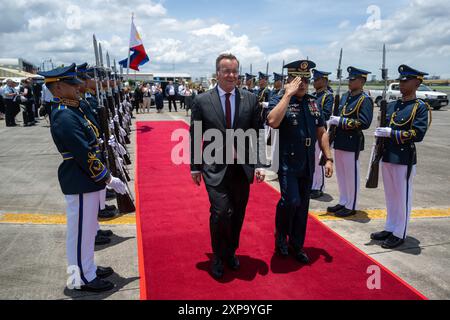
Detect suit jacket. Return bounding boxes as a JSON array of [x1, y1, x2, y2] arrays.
[[190, 87, 263, 187]]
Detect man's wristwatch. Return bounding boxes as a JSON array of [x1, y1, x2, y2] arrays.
[[326, 157, 334, 163]]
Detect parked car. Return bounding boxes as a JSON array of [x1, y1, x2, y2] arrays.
[[369, 83, 449, 110]]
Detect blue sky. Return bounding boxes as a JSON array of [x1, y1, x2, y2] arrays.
[[1, 0, 449, 79]]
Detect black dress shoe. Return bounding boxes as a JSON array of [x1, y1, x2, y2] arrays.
[[327, 204, 345, 213], [275, 233, 289, 256], [95, 234, 111, 246], [371, 230, 393, 241], [294, 249, 310, 264], [98, 208, 117, 219], [210, 255, 224, 279], [76, 277, 114, 292], [382, 235, 405, 249], [97, 229, 113, 237], [310, 190, 324, 199], [227, 255, 240, 271], [96, 266, 114, 279], [105, 204, 118, 211], [335, 208, 357, 218]]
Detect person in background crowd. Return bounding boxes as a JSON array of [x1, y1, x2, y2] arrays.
[[165, 80, 178, 112], [2, 79, 19, 127]]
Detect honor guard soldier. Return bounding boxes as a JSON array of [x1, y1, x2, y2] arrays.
[[77, 64, 118, 244], [243, 73, 256, 92], [271, 72, 285, 98], [266, 60, 333, 263], [370, 65, 431, 249], [39, 63, 127, 292], [311, 69, 334, 199], [327, 67, 374, 217], [257, 72, 271, 103], [237, 75, 245, 88]]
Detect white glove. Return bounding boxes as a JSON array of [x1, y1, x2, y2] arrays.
[[120, 127, 127, 137], [109, 120, 114, 131], [107, 176, 127, 195], [113, 115, 119, 123], [98, 138, 104, 146], [108, 135, 117, 148], [327, 116, 341, 126], [374, 127, 392, 138]]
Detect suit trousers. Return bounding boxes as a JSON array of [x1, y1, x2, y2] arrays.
[[205, 165, 250, 259], [65, 191, 100, 286]]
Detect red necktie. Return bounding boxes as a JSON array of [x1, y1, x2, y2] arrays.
[[225, 93, 232, 129]]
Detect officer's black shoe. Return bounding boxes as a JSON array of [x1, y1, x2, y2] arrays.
[[335, 208, 357, 218], [381, 235, 405, 249], [97, 229, 114, 237], [210, 255, 224, 279], [227, 255, 240, 271], [105, 204, 118, 211], [106, 189, 116, 200], [96, 266, 114, 279], [371, 231, 393, 241], [310, 190, 324, 199], [275, 234, 289, 257], [294, 249, 310, 264], [76, 277, 114, 292], [327, 204, 345, 213], [98, 208, 117, 219], [95, 234, 111, 246]]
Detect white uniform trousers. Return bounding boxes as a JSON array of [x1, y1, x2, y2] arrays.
[[65, 191, 101, 285], [96, 187, 108, 233], [312, 141, 325, 192], [335, 149, 360, 211], [382, 161, 416, 239]]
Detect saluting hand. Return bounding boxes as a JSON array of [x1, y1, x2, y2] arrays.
[[284, 77, 302, 97]]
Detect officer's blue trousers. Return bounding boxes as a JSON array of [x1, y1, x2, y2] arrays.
[[276, 174, 312, 249]]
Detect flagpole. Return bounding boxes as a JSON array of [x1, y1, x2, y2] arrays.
[[126, 12, 134, 83]]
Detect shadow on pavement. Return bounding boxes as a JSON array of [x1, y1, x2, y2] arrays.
[[62, 273, 140, 300], [364, 236, 422, 255], [94, 234, 135, 252]]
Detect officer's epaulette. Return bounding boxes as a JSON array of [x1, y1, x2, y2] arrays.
[[416, 98, 433, 127]]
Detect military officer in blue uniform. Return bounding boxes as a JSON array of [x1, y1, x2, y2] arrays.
[[257, 72, 271, 103], [370, 65, 431, 249], [271, 72, 285, 98], [237, 75, 245, 88], [266, 60, 334, 263], [327, 67, 374, 217], [243, 73, 256, 92], [39, 63, 127, 292], [311, 69, 334, 199]]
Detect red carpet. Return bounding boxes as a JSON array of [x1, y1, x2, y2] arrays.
[[135, 121, 426, 300]]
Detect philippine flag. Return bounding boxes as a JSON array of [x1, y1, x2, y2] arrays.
[[119, 20, 150, 71]]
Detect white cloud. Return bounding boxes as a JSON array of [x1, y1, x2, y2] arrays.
[[1, 0, 449, 78]]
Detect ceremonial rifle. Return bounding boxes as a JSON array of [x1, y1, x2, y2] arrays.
[[93, 35, 135, 213], [366, 44, 388, 189]]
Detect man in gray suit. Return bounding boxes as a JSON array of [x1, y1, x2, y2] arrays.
[[190, 53, 266, 279]]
